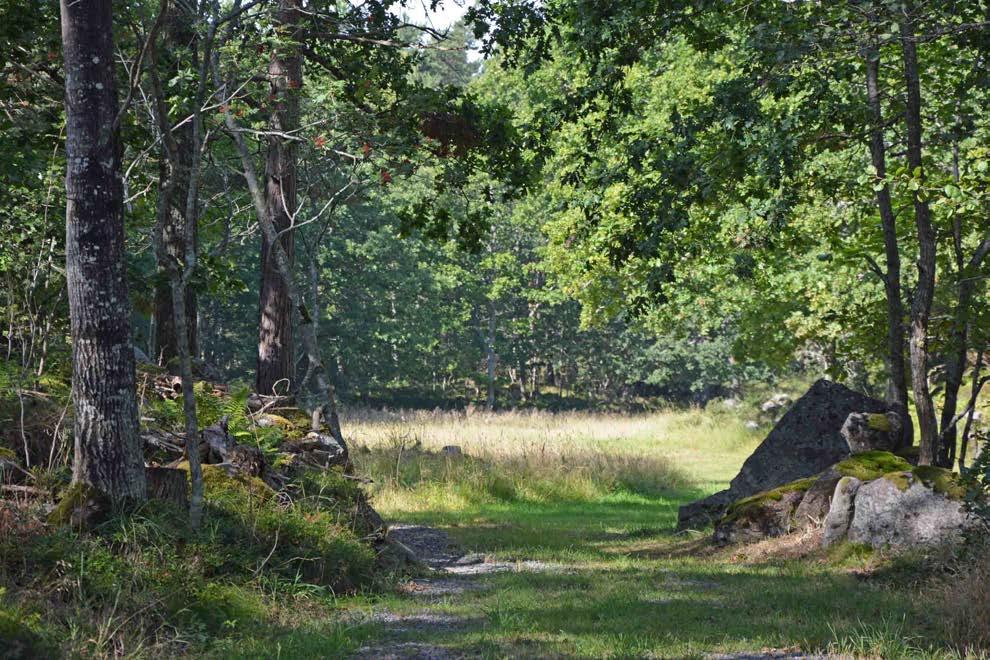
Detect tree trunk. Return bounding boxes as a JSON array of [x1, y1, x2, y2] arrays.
[[900, 5, 939, 466], [486, 301, 496, 410], [153, 1, 198, 369], [256, 0, 301, 397], [938, 138, 969, 467], [60, 0, 146, 501], [218, 53, 348, 464], [864, 39, 911, 449]]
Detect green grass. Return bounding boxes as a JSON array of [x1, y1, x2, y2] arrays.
[[342, 407, 977, 658], [3, 400, 984, 657]]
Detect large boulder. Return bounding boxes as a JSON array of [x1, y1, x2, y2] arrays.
[[846, 469, 978, 549], [679, 379, 888, 529]]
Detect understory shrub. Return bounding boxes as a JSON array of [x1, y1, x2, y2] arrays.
[[0, 463, 377, 656]]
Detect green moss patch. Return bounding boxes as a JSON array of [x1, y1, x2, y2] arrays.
[[865, 413, 891, 432], [879, 466, 966, 499], [723, 477, 818, 523], [835, 451, 912, 481]]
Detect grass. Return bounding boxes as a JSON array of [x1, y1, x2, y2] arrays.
[[3, 393, 987, 657], [341, 406, 986, 658]]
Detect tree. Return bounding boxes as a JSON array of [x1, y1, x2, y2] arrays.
[[256, 0, 302, 397], [152, 0, 198, 369], [60, 0, 145, 501]]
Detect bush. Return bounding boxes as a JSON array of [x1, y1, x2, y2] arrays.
[[962, 438, 990, 521]]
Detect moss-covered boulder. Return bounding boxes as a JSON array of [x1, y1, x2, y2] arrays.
[[842, 411, 902, 453], [713, 477, 818, 545], [847, 472, 978, 549], [680, 379, 891, 531], [714, 451, 938, 547]]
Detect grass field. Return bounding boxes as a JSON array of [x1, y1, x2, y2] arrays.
[[339, 407, 976, 658]]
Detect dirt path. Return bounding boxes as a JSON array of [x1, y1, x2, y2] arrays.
[[350, 524, 828, 659], [351, 524, 564, 659]]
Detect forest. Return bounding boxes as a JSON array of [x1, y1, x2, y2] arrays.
[[2, 0, 990, 658]]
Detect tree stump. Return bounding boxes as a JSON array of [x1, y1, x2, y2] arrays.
[[145, 467, 188, 509]]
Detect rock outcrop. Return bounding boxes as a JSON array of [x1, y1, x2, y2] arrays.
[[711, 451, 981, 550], [821, 476, 861, 546], [679, 379, 888, 530]]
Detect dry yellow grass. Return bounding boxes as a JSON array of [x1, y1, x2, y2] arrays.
[[341, 407, 762, 513]]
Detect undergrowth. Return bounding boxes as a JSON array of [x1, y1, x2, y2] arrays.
[[0, 464, 379, 657]]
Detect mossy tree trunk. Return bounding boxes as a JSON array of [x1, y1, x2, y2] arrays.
[[60, 0, 145, 501]]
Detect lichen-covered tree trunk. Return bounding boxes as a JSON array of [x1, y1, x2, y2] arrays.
[[899, 4, 939, 466], [256, 0, 300, 397], [60, 0, 145, 501]]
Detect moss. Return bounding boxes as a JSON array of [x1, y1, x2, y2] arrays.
[[723, 477, 818, 523], [911, 465, 966, 500], [47, 482, 106, 526], [835, 451, 912, 481], [881, 471, 914, 492], [261, 413, 294, 429], [865, 413, 891, 432], [879, 466, 966, 500], [173, 462, 274, 502]]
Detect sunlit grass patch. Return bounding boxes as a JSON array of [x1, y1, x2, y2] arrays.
[[345, 407, 760, 516]]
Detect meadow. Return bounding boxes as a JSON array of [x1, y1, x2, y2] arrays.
[[338, 406, 986, 659]]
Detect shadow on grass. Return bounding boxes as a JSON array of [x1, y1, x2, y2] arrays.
[[393, 560, 934, 657]]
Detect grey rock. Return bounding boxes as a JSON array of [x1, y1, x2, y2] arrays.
[[713, 489, 806, 546], [679, 379, 887, 530], [678, 490, 735, 531], [133, 345, 153, 365], [793, 468, 842, 530], [760, 393, 793, 414], [440, 445, 463, 457], [821, 476, 861, 547], [841, 411, 900, 453], [744, 420, 761, 431], [847, 475, 977, 549]]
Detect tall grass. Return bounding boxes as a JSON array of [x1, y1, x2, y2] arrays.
[[342, 407, 759, 513]]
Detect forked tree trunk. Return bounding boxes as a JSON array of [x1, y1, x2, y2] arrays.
[[256, 0, 300, 396], [864, 39, 911, 449], [60, 0, 146, 501], [899, 5, 939, 466]]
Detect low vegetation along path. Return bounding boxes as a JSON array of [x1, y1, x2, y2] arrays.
[[338, 409, 941, 659]]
